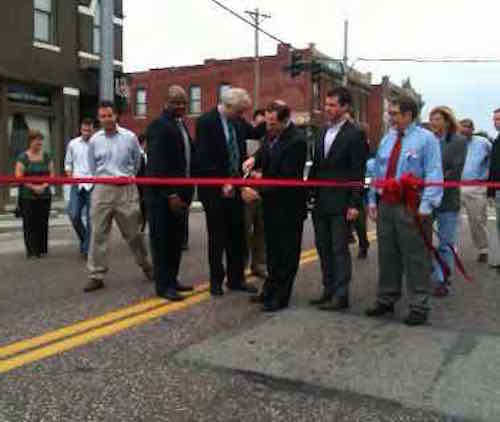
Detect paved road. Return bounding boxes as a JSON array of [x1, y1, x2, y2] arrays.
[[1, 211, 499, 421]]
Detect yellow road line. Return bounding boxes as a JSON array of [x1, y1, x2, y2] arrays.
[[0, 292, 212, 374], [0, 253, 320, 374], [0, 248, 317, 361]]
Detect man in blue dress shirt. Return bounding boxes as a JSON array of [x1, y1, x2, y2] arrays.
[[460, 118, 492, 264], [366, 96, 443, 326]]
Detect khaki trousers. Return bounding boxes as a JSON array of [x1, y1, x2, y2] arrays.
[[461, 186, 489, 254], [244, 199, 266, 273], [88, 184, 151, 281]]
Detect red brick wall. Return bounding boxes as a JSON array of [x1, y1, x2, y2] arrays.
[[367, 84, 384, 148], [120, 45, 312, 138]]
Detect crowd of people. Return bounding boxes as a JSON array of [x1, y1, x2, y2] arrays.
[[13, 84, 500, 326]]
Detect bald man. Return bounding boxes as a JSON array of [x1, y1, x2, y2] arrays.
[[145, 86, 195, 301]]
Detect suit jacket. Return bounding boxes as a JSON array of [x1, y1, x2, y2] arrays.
[[144, 110, 194, 205], [194, 107, 265, 202], [254, 122, 307, 224], [437, 132, 467, 212], [309, 120, 367, 216], [488, 134, 500, 197]]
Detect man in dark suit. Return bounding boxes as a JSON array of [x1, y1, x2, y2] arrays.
[[309, 87, 367, 311], [145, 85, 194, 301], [242, 101, 307, 312], [194, 88, 265, 297]]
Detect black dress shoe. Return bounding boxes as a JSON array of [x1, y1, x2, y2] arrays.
[[249, 293, 266, 303], [84, 279, 105, 293], [227, 283, 258, 293], [159, 289, 185, 302], [261, 301, 288, 312], [210, 286, 224, 297], [358, 248, 368, 259], [365, 302, 395, 317], [477, 253, 488, 263], [404, 311, 428, 326], [175, 282, 194, 292], [310, 293, 333, 306], [318, 296, 349, 311]]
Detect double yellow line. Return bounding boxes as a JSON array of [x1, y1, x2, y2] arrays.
[[0, 248, 319, 374]]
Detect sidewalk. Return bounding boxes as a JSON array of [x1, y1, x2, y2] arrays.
[[179, 309, 500, 422], [0, 201, 204, 234]]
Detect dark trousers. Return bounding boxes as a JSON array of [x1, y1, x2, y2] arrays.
[[202, 196, 246, 289], [262, 217, 304, 306], [147, 197, 185, 295], [353, 202, 369, 250], [312, 212, 352, 298], [22, 197, 51, 257], [182, 209, 189, 247]]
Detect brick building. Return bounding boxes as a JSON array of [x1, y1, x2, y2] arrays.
[[121, 43, 373, 140], [0, 0, 124, 210]]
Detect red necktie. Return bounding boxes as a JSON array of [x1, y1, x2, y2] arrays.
[[385, 130, 404, 179], [382, 130, 404, 203]]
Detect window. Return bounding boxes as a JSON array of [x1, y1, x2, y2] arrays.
[[135, 88, 147, 117], [34, 0, 55, 44], [93, 0, 101, 54], [218, 83, 231, 103], [189, 86, 202, 114], [312, 81, 320, 111]]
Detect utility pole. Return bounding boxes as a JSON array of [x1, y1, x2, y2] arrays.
[[100, 0, 115, 102], [245, 8, 271, 111], [342, 19, 349, 87]]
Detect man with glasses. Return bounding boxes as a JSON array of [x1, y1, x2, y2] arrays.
[[366, 96, 443, 326]]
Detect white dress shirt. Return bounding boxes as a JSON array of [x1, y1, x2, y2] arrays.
[[324, 119, 346, 158], [64, 136, 93, 191]]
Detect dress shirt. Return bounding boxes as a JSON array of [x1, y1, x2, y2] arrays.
[[64, 136, 93, 191], [324, 119, 346, 157], [368, 123, 443, 215], [87, 126, 141, 177], [462, 136, 492, 181]]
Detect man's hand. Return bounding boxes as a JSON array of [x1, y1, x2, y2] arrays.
[[222, 184, 235, 198], [242, 157, 255, 174], [242, 187, 260, 203], [368, 205, 378, 221], [417, 212, 431, 221], [250, 171, 262, 179], [346, 208, 360, 222], [31, 184, 48, 195], [168, 194, 187, 214]]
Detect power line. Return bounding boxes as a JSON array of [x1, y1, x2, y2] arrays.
[[208, 0, 290, 48], [355, 57, 500, 64]]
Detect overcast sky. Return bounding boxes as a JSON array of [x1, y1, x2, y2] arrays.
[[123, 0, 499, 136]]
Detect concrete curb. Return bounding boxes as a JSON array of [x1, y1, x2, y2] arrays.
[[0, 201, 204, 234]]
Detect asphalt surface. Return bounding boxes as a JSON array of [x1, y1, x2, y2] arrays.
[[0, 210, 499, 421]]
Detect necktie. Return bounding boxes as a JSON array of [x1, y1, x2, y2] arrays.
[[226, 121, 240, 176], [381, 130, 404, 203], [177, 119, 191, 176], [385, 130, 404, 179]]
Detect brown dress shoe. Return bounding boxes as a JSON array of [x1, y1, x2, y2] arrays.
[[84, 279, 105, 293]]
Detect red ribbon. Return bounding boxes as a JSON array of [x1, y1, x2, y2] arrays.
[[0, 175, 500, 189]]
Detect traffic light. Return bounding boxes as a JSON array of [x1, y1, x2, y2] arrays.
[[311, 60, 322, 83], [290, 50, 304, 78]]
